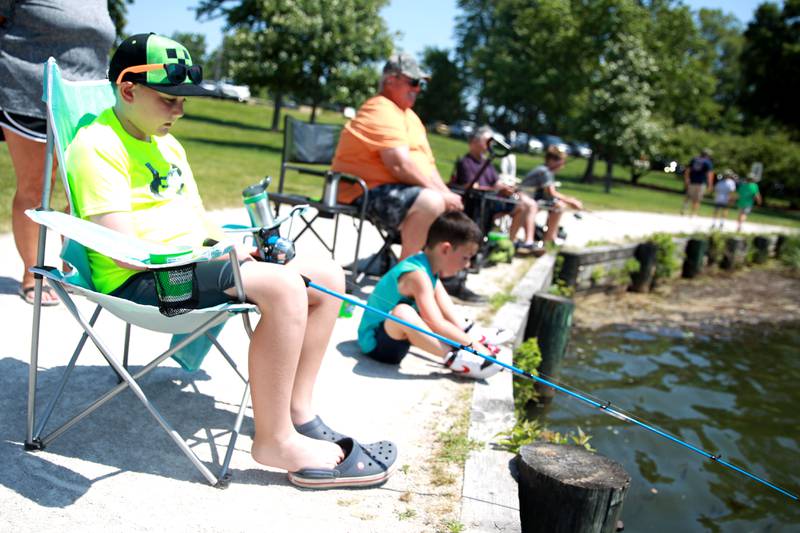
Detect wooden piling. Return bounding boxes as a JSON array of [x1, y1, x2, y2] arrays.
[[753, 236, 770, 264], [557, 251, 581, 288], [721, 237, 747, 270], [524, 293, 574, 401], [630, 242, 657, 292], [517, 443, 630, 533], [682, 238, 708, 278]]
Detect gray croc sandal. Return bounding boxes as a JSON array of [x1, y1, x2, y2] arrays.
[[288, 437, 396, 489], [294, 416, 346, 442]]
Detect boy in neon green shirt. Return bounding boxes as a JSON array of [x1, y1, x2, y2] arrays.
[[736, 176, 762, 232], [66, 33, 394, 488]]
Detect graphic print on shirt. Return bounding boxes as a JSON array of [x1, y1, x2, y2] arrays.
[[146, 161, 185, 197]]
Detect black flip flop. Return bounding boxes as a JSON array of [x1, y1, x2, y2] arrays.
[[288, 437, 396, 489], [18, 285, 60, 307]]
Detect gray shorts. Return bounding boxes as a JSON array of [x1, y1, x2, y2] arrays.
[[354, 184, 422, 227], [111, 260, 239, 308]]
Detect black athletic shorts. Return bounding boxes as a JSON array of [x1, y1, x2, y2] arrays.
[[111, 260, 240, 308], [353, 183, 422, 228], [364, 322, 411, 365], [0, 109, 48, 143]]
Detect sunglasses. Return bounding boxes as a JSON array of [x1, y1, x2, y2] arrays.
[[116, 63, 203, 86], [397, 74, 426, 89]]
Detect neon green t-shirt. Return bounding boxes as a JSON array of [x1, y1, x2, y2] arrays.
[[736, 181, 760, 209], [66, 107, 213, 293]]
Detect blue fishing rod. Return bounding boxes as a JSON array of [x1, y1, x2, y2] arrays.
[[307, 279, 798, 503], [241, 179, 796, 502]]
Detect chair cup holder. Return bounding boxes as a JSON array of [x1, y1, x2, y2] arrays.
[[152, 264, 199, 317]]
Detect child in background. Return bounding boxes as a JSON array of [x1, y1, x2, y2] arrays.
[[711, 169, 737, 230], [736, 173, 762, 232], [358, 211, 505, 379]]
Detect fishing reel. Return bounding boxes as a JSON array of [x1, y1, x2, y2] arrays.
[[255, 226, 296, 265]]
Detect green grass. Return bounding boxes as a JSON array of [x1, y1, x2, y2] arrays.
[[2, 97, 798, 232]]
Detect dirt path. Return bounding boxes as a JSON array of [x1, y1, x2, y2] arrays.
[[573, 265, 800, 330]]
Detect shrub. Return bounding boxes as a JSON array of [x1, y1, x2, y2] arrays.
[[779, 235, 800, 272], [650, 232, 680, 279]]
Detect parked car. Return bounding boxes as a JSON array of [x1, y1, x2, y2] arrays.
[[449, 120, 476, 139], [199, 80, 251, 102], [537, 134, 569, 154], [568, 141, 592, 158], [510, 132, 544, 154]]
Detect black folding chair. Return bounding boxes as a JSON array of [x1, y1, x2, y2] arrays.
[[270, 115, 369, 278]]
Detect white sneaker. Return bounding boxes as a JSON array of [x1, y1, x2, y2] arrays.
[[464, 322, 515, 345], [445, 349, 502, 379]]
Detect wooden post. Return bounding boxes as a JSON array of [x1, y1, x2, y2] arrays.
[[753, 236, 770, 264], [776, 234, 786, 257], [557, 251, 581, 288], [682, 238, 708, 278], [630, 242, 657, 292], [524, 293, 574, 402], [721, 237, 747, 270], [517, 443, 630, 533]]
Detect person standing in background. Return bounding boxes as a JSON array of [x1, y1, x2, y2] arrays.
[[0, 0, 115, 305], [681, 148, 714, 217]]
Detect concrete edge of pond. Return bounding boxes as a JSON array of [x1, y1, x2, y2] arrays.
[[460, 254, 556, 532]]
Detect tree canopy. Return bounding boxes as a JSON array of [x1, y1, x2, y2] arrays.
[[196, 0, 393, 128]]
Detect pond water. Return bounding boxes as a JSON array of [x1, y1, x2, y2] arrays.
[[540, 321, 800, 532]]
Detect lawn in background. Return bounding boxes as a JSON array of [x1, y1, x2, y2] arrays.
[[1, 98, 798, 231]]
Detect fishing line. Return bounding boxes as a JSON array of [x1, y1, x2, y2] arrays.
[[308, 277, 798, 502]]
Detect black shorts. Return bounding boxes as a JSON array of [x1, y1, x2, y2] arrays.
[[110, 260, 239, 308], [0, 109, 47, 143], [353, 184, 422, 227], [364, 322, 411, 365]]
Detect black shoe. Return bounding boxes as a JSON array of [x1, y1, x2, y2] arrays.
[[451, 285, 488, 305]]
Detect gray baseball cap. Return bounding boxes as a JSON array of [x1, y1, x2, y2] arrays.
[[383, 52, 430, 80]]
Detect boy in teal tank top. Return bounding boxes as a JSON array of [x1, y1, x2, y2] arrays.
[[358, 211, 504, 379]]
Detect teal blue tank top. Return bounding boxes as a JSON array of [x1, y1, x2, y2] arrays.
[[357, 252, 437, 353]]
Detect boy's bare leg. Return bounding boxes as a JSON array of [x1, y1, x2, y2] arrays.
[[233, 261, 343, 472], [285, 256, 344, 425], [544, 209, 563, 242], [384, 304, 451, 357], [511, 196, 537, 243]]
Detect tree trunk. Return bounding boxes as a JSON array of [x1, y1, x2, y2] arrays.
[[604, 159, 613, 193], [270, 91, 283, 131], [310, 100, 319, 124], [581, 153, 597, 184]]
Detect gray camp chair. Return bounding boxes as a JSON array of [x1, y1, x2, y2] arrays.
[[24, 58, 265, 487], [270, 115, 370, 278]]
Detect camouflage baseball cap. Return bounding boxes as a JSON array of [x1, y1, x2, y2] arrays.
[[109, 33, 215, 97], [383, 52, 430, 80]]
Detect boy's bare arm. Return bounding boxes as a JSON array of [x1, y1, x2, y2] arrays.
[[398, 270, 472, 345], [433, 279, 464, 328]]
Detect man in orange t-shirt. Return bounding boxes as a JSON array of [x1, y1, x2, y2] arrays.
[[332, 53, 463, 260]]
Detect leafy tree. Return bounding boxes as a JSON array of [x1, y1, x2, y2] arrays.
[[107, 0, 132, 43], [413, 47, 466, 125], [196, 0, 394, 129], [578, 33, 660, 188], [739, 0, 800, 135], [697, 8, 744, 130], [170, 32, 207, 65]]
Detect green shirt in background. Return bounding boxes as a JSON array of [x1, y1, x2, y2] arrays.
[[736, 181, 760, 209], [358, 253, 438, 353], [66, 107, 212, 293]]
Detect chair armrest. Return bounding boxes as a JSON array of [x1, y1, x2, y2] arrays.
[[283, 164, 328, 178], [333, 172, 369, 200], [25, 209, 234, 269]]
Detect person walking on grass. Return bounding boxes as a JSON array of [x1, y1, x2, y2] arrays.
[[357, 211, 506, 379], [736, 173, 762, 232], [711, 169, 737, 230], [681, 148, 714, 217], [65, 33, 395, 489]]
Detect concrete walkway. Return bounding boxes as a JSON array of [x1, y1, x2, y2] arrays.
[[0, 207, 792, 532]]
